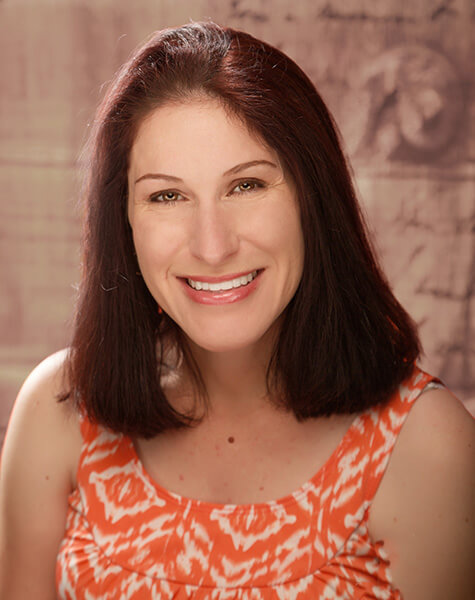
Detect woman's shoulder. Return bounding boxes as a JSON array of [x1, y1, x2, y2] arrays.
[[8, 348, 78, 428], [369, 383, 475, 599], [16, 347, 70, 398], [0, 350, 83, 595], [1, 349, 82, 489]]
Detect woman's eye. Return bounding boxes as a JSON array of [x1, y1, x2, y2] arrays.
[[231, 180, 264, 194], [149, 190, 183, 204]]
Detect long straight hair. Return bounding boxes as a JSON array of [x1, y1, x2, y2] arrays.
[[61, 22, 421, 436]]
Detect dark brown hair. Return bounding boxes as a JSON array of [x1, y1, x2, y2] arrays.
[[62, 22, 421, 436]]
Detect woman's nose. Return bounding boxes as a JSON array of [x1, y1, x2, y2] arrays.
[[188, 202, 239, 266]]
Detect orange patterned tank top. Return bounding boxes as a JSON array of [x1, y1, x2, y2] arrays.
[[56, 367, 439, 599]]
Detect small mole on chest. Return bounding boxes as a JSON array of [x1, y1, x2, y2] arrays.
[[227, 436, 235, 444]]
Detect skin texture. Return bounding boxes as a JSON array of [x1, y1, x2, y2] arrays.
[[0, 98, 474, 599]]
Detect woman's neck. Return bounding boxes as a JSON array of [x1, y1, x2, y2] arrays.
[[181, 326, 282, 422]]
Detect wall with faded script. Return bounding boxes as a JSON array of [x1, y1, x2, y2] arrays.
[[1, 0, 474, 447]]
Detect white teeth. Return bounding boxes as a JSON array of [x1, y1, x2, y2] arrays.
[[187, 270, 258, 292]]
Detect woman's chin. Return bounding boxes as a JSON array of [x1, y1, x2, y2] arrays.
[[182, 326, 265, 355], [187, 335, 260, 354], [182, 318, 280, 356]]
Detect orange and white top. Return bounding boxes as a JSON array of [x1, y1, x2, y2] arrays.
[[56, 367, 439, 599]]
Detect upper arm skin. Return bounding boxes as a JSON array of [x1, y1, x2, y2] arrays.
[[0, 350, 82, 599], [369, 387, 475, 600]]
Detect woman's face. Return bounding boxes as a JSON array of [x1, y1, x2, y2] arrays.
[[127, 98, 304, 353]]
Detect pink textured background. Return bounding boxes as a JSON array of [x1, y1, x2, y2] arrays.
[[1, 0, 474, 447]]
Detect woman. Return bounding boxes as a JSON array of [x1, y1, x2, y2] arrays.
[[0, 22, 473, 600]]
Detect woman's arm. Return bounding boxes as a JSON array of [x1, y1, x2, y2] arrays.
[[0, 350, 81, 600], [369, 386, 475, 599]]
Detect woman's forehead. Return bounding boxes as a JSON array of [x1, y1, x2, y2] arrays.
[[129, 99, 282, 178]]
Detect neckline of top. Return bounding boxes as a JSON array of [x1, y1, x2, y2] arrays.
[[125, 407, 369, 514]]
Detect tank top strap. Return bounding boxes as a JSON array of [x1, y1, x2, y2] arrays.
[[76, 410, 131, 490], [361, 366, 443, 504]]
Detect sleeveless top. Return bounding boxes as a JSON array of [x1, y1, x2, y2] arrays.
[[56, 367, 440, 599]]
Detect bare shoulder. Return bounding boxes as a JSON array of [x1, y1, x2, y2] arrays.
[[12, 347, 71, 404], [1, 349, 81, 479], [369, 386, 475, 600], [0, 349, 82, 598]]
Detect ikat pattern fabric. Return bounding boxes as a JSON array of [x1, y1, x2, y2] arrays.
[[56, 367, 437, 599]]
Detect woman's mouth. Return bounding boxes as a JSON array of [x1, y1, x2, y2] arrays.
[[179, 269, 263, 305], [186, 270, 258, 292]]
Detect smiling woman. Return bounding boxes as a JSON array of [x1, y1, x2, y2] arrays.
[[0, 21, 474, 600]]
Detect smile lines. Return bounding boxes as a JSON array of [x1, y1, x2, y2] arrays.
[[187, 270, 258, 291]]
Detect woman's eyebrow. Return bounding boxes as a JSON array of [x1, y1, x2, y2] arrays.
[[134, 159, 279, 185], [224, 159, 279, 176]]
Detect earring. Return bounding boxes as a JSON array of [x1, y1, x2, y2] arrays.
[[158, 306, 163, 315]]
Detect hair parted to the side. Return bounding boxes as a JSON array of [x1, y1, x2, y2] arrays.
[[60, 21, 421, 437]]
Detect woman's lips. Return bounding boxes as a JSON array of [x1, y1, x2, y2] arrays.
[[178, 269, 264, 305], [183, 269, 259, 284]]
